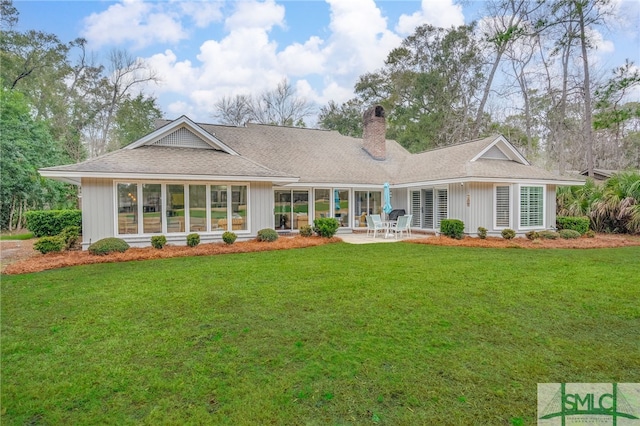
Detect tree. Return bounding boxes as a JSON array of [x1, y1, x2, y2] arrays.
[[317, 99, 365, 137], [0, 88, 73, 230], [84, 49, 160, 157], [354, 24, 485, 151], [213, 94, 252, 126], [113, 93, 163, 148], [213, 79, 314, 127]]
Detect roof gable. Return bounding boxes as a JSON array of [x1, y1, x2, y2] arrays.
[[126, 115, 239, 155], [471, 135, 529, 165]]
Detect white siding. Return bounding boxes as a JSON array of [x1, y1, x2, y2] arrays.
[[251, 182, 274, 231], [546, 185, 556, 229], [448, 183, 467, 232], [81, 178, 115, 249]]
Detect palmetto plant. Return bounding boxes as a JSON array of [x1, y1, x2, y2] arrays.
[[558, 171, 640, 234]]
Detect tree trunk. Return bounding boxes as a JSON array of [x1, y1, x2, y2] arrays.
[[576, 0, 594, 177]]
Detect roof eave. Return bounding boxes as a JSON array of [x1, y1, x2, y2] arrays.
[[38, 169, 299, 184]]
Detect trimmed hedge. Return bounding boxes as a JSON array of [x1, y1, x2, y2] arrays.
[[556, 216, 590, 235], [88, 238, 130, 256], [313, 218, 340, 238], [257, 228, 279, 242], [33, 236, 65, 254], [538, 230, 559, 240], [440, 219, 464, 240], [25, 210, 82, 237]]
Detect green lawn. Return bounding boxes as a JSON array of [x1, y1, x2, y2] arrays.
[[0, 232, 33, 241], [2, 243, 639, 425]]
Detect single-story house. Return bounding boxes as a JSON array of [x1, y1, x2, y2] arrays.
[[40, 106, 584, 249]]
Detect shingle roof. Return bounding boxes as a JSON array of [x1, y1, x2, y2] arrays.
[[40, 146, 296, 181], [41, 118, 583, 186]]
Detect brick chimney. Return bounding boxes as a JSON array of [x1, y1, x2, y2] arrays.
[[362, 105, 386, 160]]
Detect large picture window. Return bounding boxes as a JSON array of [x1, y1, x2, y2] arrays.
[[520, 185, 544, 228], [116, 182, 248, 235], [354, 191, 381, 228]]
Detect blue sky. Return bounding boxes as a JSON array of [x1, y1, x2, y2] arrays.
[[13, 0, 640, 124]]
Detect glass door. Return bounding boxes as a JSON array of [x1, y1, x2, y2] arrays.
[[275, 190, 292, 230]]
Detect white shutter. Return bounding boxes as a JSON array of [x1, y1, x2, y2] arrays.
[[495, 186, 510, 228], [424, 189, 434, 229], [435, 189, 448, 228]]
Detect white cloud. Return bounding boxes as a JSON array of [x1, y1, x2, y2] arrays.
[[81, 0, 188, 50], [224, 0, 285, 31], [396, 0, 465, 35], [178, 1, 224, 28]]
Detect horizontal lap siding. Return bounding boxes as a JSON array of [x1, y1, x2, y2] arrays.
[[546, 185, 556, 229]]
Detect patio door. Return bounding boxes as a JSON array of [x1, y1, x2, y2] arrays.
[[411, 188, 447, 230], [274, 189, 309, 230]]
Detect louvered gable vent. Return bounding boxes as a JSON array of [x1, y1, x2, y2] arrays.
[[151, 127, 216, 150]]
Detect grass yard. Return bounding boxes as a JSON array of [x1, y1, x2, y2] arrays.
[[2, 243, 639, 425]]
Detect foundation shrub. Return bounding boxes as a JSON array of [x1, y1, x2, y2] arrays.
[[257, 228, 279, 242], [151, 235, 167, 249], [440, 219, 464, 240], [25, 210, 82, 237], [556, 216, 590, 235], [222, 231, 237, 245], [33, 236, 65, 254], [313, 218, 340, 238], [501, 228, 516, 240], [477, 227, 487, 239], [88, 238, 130, 255], [186, 233, 200, 247], [299, 225, 313, 237], [558, 229, 581, 239]]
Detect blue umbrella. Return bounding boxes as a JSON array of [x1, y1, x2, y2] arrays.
[[383, 182, 392, 215]]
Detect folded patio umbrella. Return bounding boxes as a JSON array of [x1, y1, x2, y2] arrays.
[[383, 182, 392, 215]]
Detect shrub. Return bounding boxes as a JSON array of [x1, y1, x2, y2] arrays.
[[477, 226, 487, 239], [222, 231, 237, 245], [556, 216, 590, 235], [257, 228, 279, 242], [440, 219, 465, 239], [299, 224, 313, 237], [538, 230, 559, 240], [501, 228, 516, 239], [88, 238, 130, 256], [25, 210, 82, 237], [313, 218, 340, 238], [186, 233, 200, 247], [151, 235, 167, 249], [59, 225, 80, 249], [525, 230, 540, 240], [558, 229, 581, 239], [33, 236, 65, 254], [585, 230, 596, 238]]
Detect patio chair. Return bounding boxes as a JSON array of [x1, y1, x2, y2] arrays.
[[366, 214, 386, 238], [391, 215, 412, 239]]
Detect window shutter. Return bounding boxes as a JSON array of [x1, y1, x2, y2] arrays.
[[411, 190, 421, 227], [495, 186, 510, 228], [436, 189, 448, 228], [424, 189, 434, 229]]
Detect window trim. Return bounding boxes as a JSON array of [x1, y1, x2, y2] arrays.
[[493, 184, 512, 230], [518, 184, 546, 230], [114, 181, 250, 236]]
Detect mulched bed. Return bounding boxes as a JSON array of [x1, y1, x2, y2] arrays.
[[2, 234, 639, 275]]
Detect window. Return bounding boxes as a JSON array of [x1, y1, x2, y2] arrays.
[[211, 185, 227, 231], [117, 183, 138, 234], [495, 185, 510, 229], [355, 191, 382, 228], [520, 185, 544, 228], [275, 190, 309, 230], [142, 184, 162, 234], [189, 185, 206, 232], [115, 182, 249, 235], [435, 188, 448, 228]]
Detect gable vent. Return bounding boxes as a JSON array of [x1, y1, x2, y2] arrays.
[[481, 145, 509, 160], [152, 127, 214, 149]]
